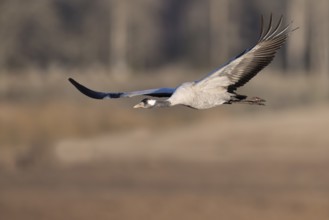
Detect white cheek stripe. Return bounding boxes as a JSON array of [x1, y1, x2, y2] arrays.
[[148, 99, 156, 106]]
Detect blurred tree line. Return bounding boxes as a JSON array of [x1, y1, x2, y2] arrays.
[[0, 0, 328, 76]]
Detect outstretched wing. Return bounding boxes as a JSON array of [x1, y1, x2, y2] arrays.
[[68, 78, 175, 99], [197, 15, 296, 91]]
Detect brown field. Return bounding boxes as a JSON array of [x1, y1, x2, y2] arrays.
[[1, 70, 329, 220]]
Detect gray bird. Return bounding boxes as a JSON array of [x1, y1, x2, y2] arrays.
[[69, 15, 296, 110]]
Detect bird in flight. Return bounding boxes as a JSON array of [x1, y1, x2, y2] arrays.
[[69, 15, 296, 110]]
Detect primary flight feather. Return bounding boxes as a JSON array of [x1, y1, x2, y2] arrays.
[[69, 15, 296, 110]]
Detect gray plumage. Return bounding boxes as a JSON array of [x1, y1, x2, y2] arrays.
[[69, 15, 296, 110]]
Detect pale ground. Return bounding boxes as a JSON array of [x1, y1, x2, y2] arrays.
[[1, 104, 329, 220], [56, 105, 329, 165], [0, 71, 329, 220]]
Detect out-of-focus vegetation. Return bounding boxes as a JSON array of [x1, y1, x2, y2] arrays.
[[0, 0, 328, 74]]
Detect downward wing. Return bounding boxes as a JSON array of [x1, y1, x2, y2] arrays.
[[68, 78, 175, 99], [197, 15, 296, 91]]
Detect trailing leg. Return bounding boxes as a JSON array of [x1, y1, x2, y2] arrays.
[[238, 96, 266, 105], [227, 95, 266, 105]]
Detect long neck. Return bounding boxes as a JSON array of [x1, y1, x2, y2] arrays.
[[154, 100, 171, 108]]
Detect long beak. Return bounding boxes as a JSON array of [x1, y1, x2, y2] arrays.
[[133, 102, 144, 109]]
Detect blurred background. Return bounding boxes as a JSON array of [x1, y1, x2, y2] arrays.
[[1, 0, 329, 219]]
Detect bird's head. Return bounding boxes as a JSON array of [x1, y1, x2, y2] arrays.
[[133, 98, 157, 109]]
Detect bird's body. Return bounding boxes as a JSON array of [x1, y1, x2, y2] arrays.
[[69, 15, 296, 110], [166, 82, 230, 109]]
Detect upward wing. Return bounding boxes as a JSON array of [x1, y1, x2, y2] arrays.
[[68, 78, 175, 99], [197, 15, 296, 91]]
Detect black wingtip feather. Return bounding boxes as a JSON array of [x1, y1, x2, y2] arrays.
[[228, 15, 294, 89], [68, 78, 113, 99], [259, 14, 273, 41], [259, 15, 264, 41]]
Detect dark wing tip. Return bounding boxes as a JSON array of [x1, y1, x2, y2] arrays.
[[259, 14, 297, 43], [259, 14, 264, 40], [228, 15, 295, 90], [68, 78, 113, 99], [68, 77, 76, 85], [68, 78, 83, 91]]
